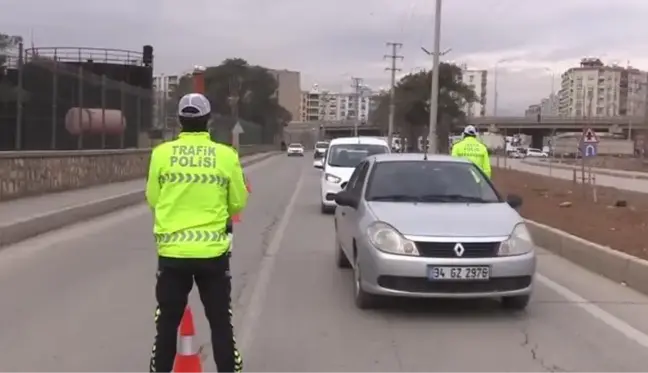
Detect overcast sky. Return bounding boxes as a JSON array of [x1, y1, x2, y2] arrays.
[[3, 0, 648, 114]]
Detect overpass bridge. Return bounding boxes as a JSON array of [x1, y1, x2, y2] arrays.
[[465, 116, 644, 130], [286, 117, 646, 148], [285, 120, 383, 144]]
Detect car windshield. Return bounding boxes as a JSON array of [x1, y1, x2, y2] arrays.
[[288, 144, 302, 148], [327, 144, 389, 168], [365, 161, 501, 203]]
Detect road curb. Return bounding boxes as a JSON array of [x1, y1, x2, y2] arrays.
[[526, 219, 648, 295], [0, 151, 278, 248], [521, 159, 648, 180]]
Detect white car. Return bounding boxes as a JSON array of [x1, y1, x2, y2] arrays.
[[525, 148, 548, 158], [286, 143, 304, 156], [313, 158, 324, 168], [315, 137, 390, 214], [314, 141, 329, 158]]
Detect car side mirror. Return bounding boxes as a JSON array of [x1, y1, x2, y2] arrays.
[[314, 163, 323, 169], [506, 194, 523, 209], [333, 191, 358, 208]]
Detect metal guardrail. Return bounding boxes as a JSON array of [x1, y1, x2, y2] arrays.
[[467, 116, 645, 125]]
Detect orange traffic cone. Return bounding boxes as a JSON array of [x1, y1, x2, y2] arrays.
[[173, 307, 203, 372]]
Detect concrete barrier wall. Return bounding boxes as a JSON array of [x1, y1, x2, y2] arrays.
[[0, 144, 276, 202], [527, 219, 648, 295]]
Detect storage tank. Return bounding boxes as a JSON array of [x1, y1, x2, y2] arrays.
[[65, 107, 126, 135]]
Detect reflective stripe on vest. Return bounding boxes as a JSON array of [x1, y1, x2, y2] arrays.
[[159, 173, 229, 186], [154, 230, 228, 244]]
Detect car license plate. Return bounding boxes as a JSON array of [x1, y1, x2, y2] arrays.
[[427, 266, 490, 280]]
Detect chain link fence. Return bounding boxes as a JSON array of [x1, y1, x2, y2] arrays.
[[0, 45, 152, 151]]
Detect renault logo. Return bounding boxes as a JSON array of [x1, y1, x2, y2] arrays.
[[453, 243, 465, 257]]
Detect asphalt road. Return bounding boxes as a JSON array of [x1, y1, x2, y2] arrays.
[[2, 153, 648, 371], [491, 156, 648, 193]]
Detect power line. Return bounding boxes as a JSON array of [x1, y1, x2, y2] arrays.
[[351, 77, 364, 137], [385, 42, 403, 150]]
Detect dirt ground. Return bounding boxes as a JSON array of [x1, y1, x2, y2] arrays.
[[492, 167, 648, 260], [555, 156, 648, 172]]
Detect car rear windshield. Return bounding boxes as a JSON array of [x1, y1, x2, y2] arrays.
[[288, 144, 302, 148], [365, 161, 501, 203], [315, 142, 329, 149], [327, 144, 389, 168]]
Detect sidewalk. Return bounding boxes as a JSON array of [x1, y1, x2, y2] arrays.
[[522, 158, 648, 180], [0, 152, 276, 247]]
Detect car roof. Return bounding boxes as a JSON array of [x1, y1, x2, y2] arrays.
[[329, 137, 389, 146], [370, 153, 472, 164]]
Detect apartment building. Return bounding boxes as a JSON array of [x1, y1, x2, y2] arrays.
[[558, 58, 648, 117], [152, 74, 180, 128], [267, 69, 301, 122], [299, 84, 374, 122], [459, 67, 488, 117], [525, 93, 559, 118], [153, 74, 180, 98]]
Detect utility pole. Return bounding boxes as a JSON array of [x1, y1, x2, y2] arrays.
[[427, 0, 443, 155], [351, 77, 363, 137], [228, 76, 241, 148], [385, 42, 403, 149]]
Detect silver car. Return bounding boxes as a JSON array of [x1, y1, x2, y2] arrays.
[[328, 153, 536, 310]]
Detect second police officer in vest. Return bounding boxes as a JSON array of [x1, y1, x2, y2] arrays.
[[146, 93, 248, 372], [451, 125, 492, 178]]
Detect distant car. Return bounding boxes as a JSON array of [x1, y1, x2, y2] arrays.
[[508, 150, 524, 159], [286, 143, 304, 156], [525, 148, 548, 158], [314, 141, 330, 158], [316, 137, 390, 214], [328, 153, 535, 310]]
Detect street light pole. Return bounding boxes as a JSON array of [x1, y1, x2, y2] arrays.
[[493, 58, 515, 116], [427, 0, 443, 155]]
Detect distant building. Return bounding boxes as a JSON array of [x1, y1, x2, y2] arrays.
[[459, 66, 488, 117], [558, 57, 648, 117], [267, 69, 301, 122], [524, 104, 541, 118], [152, 74, 180, 128], [153, 74, 180, 99], [299, 84, 376, 122]]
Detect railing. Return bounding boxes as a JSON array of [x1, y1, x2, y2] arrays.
[[0, 45, 151, 150], [467, 116, 646, 125]]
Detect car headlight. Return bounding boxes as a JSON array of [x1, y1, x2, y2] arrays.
[[366, 222, 419, 256], [325, 173, 342, 183], [498, 223, 535, 256]]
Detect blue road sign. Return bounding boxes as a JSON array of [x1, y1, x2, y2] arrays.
[[580, 143, 597, 157]]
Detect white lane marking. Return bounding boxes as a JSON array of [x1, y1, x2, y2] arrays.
[[236, 170, 305, 353], [537, 273, 648, 349]]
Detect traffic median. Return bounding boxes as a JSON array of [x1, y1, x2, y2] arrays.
[[0, 151, 278, 248]]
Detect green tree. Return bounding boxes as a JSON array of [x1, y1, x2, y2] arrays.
[[0, 33, 22, 102], [369, 62, 477, 153], [173, 58, 291, 143]]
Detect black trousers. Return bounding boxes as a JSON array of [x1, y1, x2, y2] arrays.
[[149, 253, 243, 372]]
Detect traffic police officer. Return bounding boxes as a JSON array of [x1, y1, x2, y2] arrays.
[[451, 125, 492, 178], [146, 93, 248, 372]]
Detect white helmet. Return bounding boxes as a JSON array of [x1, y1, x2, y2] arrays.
[[463, 125, 477, 136]]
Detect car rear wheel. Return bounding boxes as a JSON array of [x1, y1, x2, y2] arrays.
[[353, 255, 379, 309], [501, 294, 530, 311]]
